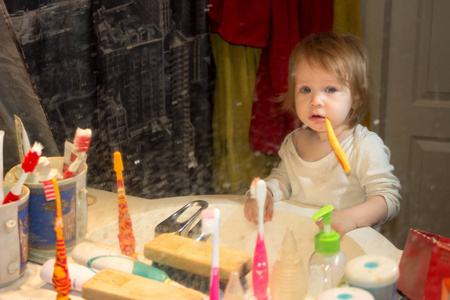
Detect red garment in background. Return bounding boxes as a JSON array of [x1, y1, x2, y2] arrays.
[[208, 0, 271, 48], [209, 0, 333, 155]]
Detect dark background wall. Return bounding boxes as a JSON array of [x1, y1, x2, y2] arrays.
[[1, 0, 214, 198]]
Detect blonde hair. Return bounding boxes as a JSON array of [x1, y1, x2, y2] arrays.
[[282, 32, 370, 128]]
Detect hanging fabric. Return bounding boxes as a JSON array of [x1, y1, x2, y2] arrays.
[[210, 33, 279, 194], [334, 0, 362, 37], [248, 0, 334, 154], [333, 0, 370, 128], [209, 0, 334, 156]]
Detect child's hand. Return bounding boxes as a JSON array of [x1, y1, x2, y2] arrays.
[[244, 189, 274, 225], [315, 210, 357, 236], [315, 197, 388, 236]]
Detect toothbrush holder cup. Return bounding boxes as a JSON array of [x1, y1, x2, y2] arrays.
[[0, 186, 30, 287], [5, 157, 87, 264]]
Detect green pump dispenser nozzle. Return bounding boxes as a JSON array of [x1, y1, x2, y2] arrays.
[[312, 205, 341, 255]]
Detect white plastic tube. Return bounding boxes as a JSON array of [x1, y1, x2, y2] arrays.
[[40, 259, 97, 292], [71, 241, 171, 284], [72, 241, 139, 273]]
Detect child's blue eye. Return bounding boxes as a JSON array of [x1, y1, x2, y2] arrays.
[[300, 87, 311, 94], [325, 87, 337, 93]]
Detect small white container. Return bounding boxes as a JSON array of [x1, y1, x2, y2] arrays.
[[345, 254, 399, 300], [317, 287, 375, 300]]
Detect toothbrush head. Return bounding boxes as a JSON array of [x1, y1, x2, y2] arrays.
[[250, 177, 260, 198], [73, 128, 92, 153], [43, 179, 56, 202], [255, 179, 267, 208], [113, 151, 124, 173], [21, 142, 43, 173], [201, 208, 220, 235]]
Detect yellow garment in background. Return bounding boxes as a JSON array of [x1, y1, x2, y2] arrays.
[[210, 33, 279, 194], [333, 0, 370, 128], [333, 0, 362, 37]]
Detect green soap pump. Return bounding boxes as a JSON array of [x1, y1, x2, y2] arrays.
[[307, 205, 347, 299]]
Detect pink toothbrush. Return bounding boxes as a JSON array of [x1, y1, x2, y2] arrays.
[[64, 128, 91, 179], [251, 178, 269, 300], [3, 142, 43, 205], [202, 208, 220, 300]]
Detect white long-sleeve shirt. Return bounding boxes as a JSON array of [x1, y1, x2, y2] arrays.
[[265, 124, 402, 223]]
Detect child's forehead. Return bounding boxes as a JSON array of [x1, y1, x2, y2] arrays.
[[293, 60, 341, 82], [295, 59, 328, 72]]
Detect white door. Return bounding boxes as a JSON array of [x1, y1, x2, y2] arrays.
[[380, 0, 450, 248]]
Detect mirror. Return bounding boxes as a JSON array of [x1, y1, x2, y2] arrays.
[[1, 0, 449, 251]]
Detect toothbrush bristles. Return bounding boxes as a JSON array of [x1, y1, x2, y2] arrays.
[[74, 128, 92, 152], [21, 142, 43, 173], [250, 177, 260, 198], [201, 209, 214, 235], [43, 179, 56, 201]]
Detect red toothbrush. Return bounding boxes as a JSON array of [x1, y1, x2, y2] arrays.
[[64, 128, 91, 179], [3, 142, 43, 205]]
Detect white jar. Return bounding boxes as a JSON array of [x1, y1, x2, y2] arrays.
[[317, 287, 375, 300], [345, 255, 399, 300]]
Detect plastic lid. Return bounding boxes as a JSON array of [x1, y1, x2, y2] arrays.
[[345, 254, 399, 288], [312, 205, 340, 255], [36, 156, 58, 181], [317, 287, 375, 300]]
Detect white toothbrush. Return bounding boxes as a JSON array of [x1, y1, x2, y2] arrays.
[[256, 179, 266, 236], [202, 208, 220, 300], [252, 178, 269, 300]]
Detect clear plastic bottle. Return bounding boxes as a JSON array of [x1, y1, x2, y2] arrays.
[[270, 226, 307, 300], [223, 271, 245, 300], [307, 206, 347, 299]]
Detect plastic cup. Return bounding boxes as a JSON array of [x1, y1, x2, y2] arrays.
[[0, 186, 30, 287], [5, 157, 87, 264]]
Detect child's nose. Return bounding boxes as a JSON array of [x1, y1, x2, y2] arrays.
[[310, 92, 324, 107]]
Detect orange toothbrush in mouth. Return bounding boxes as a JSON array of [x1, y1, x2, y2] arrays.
[[325, 118, 351, 174]]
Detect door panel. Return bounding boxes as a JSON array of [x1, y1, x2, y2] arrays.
[[381, 0, 450, 248], [410, 139, 450, 230]]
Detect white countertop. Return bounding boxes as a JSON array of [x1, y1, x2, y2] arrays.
[[0, 188, 403, 299]]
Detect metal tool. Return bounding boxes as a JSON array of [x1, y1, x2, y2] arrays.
[[154, 200, 210, 241]]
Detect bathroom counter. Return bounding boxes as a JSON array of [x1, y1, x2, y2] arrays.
[[0, 188, 403, 300]]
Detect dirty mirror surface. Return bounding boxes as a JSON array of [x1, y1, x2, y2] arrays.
[[0, 2, 449, 297]]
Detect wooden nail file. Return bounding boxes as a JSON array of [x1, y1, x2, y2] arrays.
[[144, 233, 252, 282], [81, 269, 206, 300]]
